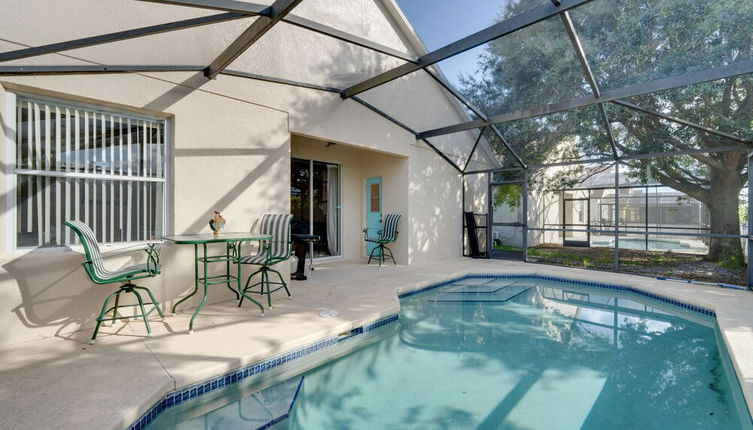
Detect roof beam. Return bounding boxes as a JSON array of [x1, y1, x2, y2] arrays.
[[350, 96, 463, 173], [464, 127, 486, 173], [463, 145, 751, 174], [559, 11, 599, 97], [0, 65, 204, 75], [221, 69, 340, 93], [424, 68, 526, 168], [558, 10, 619, 160], [351, 96, 417, 136], [203, 0, 302, 79], [283, 15, 418, 62], [598, 103, 621, 157], [611, 100, 751, 143], [0, 13, 247, 63], [340, 0, 595, 99], [138, 0, 417, 63], [419, 140, 465, 174], [136, 0, 268, 15], [615, 145, 751, 161], [0, 64, 342, 95], [424, 68, 486, 118], [417, 59, 753, 139]]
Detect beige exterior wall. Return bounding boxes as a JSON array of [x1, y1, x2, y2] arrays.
[[291, 134, 410, 263], [0, 0, 477, 346], [0, 78, 292, 347]]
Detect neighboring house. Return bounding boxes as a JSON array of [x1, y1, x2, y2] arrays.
[[526, 167, 710, 252], [0, 1, 496, 347]]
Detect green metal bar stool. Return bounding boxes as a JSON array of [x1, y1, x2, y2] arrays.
[[237, 214, 293, 309], [364, 213, 401, 267], [66, 220, 164, 344]]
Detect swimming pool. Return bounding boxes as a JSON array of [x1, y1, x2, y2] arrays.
[[590, 237, 708, 253], [144, 276, 751, 430]]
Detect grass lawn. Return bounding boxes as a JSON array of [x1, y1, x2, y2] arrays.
[[527, 244, 746, 287], [493, 244, 523, 252]]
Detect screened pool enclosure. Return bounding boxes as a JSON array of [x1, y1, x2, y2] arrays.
[[2, 0, 751, 286]]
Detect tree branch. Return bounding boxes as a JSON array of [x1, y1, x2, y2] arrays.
[[647, 161, 710, 203]]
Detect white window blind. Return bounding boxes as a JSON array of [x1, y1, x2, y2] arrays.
[[14, 96, 166, 248]]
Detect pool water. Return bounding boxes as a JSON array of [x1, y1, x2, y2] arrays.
[[147, 278, 751, 430], [591, 237, 702, 251], [622, 238, 690, 250]]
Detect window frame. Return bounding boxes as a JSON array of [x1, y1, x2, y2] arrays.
[[4, 91, 171, 251]]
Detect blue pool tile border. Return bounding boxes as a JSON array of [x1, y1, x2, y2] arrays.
[[132, 273, 716, 429], [398, 273, 715, 317], [128, 313, 399, 430]]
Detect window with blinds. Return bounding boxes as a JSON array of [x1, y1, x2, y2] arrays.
[[14, 96, 167, 248]]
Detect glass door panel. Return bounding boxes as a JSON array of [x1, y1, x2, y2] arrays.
[[290, 158, 341, 259], [491, 183, 524, 257]]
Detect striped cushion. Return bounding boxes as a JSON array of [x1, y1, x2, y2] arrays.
[[65, 220, 156, 281], [66, 220, 107, 279], [109, 263, 159, 278], [240, 214, 292, 265], [381, 214, 401, 242], [364, 214, 401, 243], [238, 255, 267, 264], [260, 214, 292, 258]]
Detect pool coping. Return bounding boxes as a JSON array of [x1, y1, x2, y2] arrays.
[[129, 268, 752, 429], [128, 314, 399, 430]]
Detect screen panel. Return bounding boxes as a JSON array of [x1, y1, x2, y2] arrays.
[[433, 15, 589, 118], [621, 75, 753, 142], [570, 0, 753, 91], [494, 104, 614, 166]]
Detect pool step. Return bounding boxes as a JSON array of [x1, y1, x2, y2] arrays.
[[434, 284, 531, 303]]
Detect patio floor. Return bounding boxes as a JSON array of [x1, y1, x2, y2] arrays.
[[2, 258, 753, 430]]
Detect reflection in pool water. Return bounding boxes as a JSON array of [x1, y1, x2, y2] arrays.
[[147, 278, 750, 430]]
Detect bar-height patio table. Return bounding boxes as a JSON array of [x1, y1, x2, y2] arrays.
[[163, 233, 272, 333]]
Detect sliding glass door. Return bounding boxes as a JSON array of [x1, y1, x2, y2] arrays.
[[291, 158, 341, 258]]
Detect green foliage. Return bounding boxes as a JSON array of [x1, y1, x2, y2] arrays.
[[493, 244, 522, 252], [717, 252, 745, 270], [462, 0, 752, 165], [493, 184, 522, 209], [460, 0, 753, 261], [290, 195, 302, 211]]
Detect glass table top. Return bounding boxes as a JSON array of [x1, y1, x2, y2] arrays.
[[162, 233, 273, 244]]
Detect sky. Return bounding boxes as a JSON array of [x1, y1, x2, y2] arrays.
[[394, 0, 529, 88]]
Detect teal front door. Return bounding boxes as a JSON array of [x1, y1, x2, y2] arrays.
[[365, 177, 382, 256]]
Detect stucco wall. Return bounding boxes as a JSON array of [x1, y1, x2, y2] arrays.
[[0, 0, 475, 346], [407, 144, 463, 264], [0, 77, 291, 347]]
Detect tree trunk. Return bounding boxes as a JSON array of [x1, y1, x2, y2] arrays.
[[705, 171, 744, 263]]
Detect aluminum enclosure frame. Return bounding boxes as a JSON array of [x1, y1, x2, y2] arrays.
[[2, 0, 751, 287]]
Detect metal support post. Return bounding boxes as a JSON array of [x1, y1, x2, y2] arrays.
[[614, 162, 620, 272], [645, 185, 649, 251], [462, 174, 466, 256], [487, 172, 493, 259], [746, 151, 753, 290], [523, 170, 529, 262]]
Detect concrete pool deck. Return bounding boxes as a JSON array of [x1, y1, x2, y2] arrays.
[[1, 258, 753, 430]]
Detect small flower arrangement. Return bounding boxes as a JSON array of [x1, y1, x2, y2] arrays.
[[209, 211, 226, 237]]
